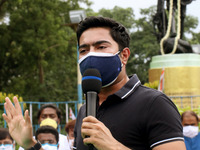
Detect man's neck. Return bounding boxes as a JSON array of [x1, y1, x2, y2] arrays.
[[98, 75, 129, 105]]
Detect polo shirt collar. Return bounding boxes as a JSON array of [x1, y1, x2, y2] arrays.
[[114, 74, 141, 99]]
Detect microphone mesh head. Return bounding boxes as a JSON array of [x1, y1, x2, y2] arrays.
[[82, 68, 102, 94]]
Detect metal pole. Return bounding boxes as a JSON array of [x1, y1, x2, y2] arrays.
[[29, 103, 33, 123], [77, 44, 83, 110], [66, 103, 69, 123], [4, 107, 6, 128]]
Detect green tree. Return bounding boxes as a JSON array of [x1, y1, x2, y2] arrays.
[[190, 31, 200, 44], [0, 0, 90, 102], [99, 6, 135, 31], [183, 15, 198, 41]]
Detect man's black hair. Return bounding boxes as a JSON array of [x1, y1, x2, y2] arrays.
[[37, 104, 62, 120], [77, 16, 130, 50], [0, 128, 13, 142], [35, 125, 59, 144]]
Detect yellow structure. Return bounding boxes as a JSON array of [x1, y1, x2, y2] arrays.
[[149, 54, 200, 108]]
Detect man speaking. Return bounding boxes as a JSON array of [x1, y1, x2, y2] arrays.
[[74, 16, 186, 150]]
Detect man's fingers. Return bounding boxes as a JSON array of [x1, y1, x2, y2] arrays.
[[5, 97, 16, 116], [2, 113, 10, 124], [13, 96, 22, 115], [81, 116, 101, 138], [24, 110, 31, 125], [82, 122, 94, 129], [4, 100, 13, 120], [83, 116, 99, 123]]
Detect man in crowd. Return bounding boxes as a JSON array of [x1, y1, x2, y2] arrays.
[[181, 110, 200, 150], [0, 128, 15, 150], [35, 125, 59, 150]]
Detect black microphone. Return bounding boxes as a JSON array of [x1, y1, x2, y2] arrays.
[[82, 68, 102, 117], [82, 68, 102, 150]]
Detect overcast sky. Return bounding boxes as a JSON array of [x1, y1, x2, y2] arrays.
[[81, 0, 200, 32]]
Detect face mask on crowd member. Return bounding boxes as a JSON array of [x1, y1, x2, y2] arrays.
[[0, 144, 14, 150], [181, 110, 199, 138], [183, 125, 199, 138], [41, 143, 58, 150], [0, 128, 15, 150]]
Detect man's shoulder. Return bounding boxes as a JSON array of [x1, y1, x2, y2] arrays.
[[134, 84, 168, 101]]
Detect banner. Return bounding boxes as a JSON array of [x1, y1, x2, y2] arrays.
[[69, 107, 76, 120]]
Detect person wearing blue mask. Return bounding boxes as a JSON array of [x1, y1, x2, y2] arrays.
[[181, 111, 200, 150], [74, 16, 186, 150], [0, 128, 15, 150], [35, 125, 59, 150]]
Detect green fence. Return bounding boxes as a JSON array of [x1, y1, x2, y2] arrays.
[[0, 100, 83, 133]]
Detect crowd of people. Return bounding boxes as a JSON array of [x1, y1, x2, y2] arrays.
[[1, 101, 200, 150], [0, 99, 76, 150], [0, 16, 199, 150]]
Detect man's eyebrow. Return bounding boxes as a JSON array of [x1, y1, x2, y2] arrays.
[[79, 44, 89, 50], [79, 40, 111, 50], [92, 40, 111, 46]]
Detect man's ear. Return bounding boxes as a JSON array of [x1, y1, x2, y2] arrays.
[[120, 47, 130, 66]]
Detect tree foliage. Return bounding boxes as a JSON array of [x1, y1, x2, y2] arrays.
[[0, 0, 90, 101], [99, 6, 135, 31]]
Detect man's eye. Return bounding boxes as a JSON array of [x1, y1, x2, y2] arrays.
[[41, 115, 47, 118], [79, 49, 87, 54], [98, 46, 106, 49], [50, 115, 56, 119], [4, 142, 12, 144], [49, 140, 54, 144]]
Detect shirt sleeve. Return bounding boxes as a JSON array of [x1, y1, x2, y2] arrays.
[[146, 94, 184, 148]]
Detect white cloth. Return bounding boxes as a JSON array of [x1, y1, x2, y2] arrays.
[[18, 134, 70, 150]]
